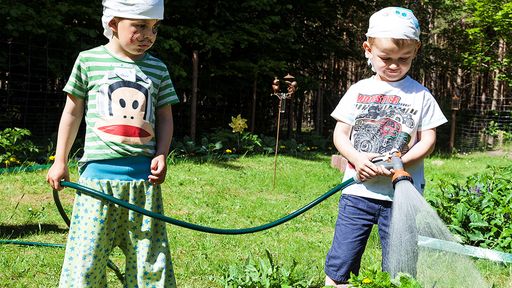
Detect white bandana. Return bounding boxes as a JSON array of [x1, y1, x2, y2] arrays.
[[102, 0, 164, 39], [366, 7, 420, 41]]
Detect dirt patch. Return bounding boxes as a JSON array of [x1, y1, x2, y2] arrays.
[[10, 191, 75, 207], [486, 149, 512, 158], [430, 159, 445, 166]]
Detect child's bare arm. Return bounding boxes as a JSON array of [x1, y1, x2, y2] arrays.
[[401, 128, 436, 166], [333, 121, 391, 181], [149, 105, 174, 184], [46, 94, 84, 190]]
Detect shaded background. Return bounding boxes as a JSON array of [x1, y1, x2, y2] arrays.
[[1, 0, 511, 152]]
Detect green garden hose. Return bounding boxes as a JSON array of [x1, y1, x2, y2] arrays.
[[2, 172, 512, 280], [1, 177, 355, 249], [0, 239, 65, 248], [0, 177, 355, 284], [54, 178, 356, 235]]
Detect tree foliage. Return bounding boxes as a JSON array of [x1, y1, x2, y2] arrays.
[[1, 0, 511, 146], [463, 0, 512, 84]]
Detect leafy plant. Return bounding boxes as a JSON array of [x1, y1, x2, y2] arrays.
[[208, 128, 264, 155], [170, 136, 226, 162], [239, 132, 263, 154], [427, 164, 512, 251], [349, 266, 422, 288], [0, 127, 39, 167], [220, 249, 314, 288], [228, 115, 263, 154], [484, 120, 512, 146]]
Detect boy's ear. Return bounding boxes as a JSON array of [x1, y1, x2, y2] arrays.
[[362, 41, 372, 58], [415, 42, 422, 54], [108, 17, 119, 33]]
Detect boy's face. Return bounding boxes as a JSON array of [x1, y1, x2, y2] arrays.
[[109, 18, 160, 60], [363, 38, 419, 82]]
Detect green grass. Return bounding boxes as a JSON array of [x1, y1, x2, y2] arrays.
[[0, 152, 511, 287]]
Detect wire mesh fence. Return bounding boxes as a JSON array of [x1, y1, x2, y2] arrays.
[[456, 110, 512, 152], [0, 40, 76, 142], [1, 40, 512, 152]]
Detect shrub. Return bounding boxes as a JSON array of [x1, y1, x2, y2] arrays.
[[170, 135, 225, 162], [349, 267, 422, 288], [426, 164, 512, 251], [0, 127, 39, 167], [219, 250, 314, 288]]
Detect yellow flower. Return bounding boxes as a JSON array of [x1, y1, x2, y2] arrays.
[[229, 114, 248, 133], [225, 149, 232, 154], [9, 156, 17, 162], [49, 155, 56, 161], [362, 277, 372, 284]]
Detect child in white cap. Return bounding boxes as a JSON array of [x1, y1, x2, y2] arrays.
[[46, 0, 178, 287], [324, 7, 447, 287]]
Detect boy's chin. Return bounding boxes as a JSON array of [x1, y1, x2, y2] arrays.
[[379, 74, 405, 82]]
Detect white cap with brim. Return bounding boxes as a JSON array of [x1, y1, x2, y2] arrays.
[[102, 0, 164, 39], [365, 7, 420, 41]]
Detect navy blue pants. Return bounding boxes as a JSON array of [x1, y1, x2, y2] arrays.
[[325, 194, 392, 283]]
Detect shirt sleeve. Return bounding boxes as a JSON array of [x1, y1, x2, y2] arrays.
[[63, 53, 88, 99], [418, 92, 448, 130], [330, 84, 359, 125], [156, 68, 179, 108]]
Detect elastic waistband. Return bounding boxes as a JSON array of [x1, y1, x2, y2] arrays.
[[80, 156, 151, 181], [343, 194, 393, 207]]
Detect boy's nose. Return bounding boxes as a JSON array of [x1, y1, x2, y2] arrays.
[[140, 28, 156, 39]]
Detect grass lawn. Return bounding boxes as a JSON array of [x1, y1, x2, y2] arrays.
[[0, 151, 511, 287]]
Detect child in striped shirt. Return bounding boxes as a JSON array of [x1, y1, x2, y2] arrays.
[[46, 1, 178, 287]]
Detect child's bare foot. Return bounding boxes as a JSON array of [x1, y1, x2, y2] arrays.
[[325, 276, 351, 287]]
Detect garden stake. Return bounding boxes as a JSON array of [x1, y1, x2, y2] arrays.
[[271, 74, 298, 189]]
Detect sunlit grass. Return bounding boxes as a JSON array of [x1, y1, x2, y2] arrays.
[[0, 152, 511, 287]]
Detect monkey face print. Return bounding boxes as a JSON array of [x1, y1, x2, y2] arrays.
[[95, 68, 155, 145]]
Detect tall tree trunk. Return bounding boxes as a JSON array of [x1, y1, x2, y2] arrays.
[[480, 73, 488, 112], [190, 50, 199, 140], [427, 4, 436, 93], [286, 97, 294, 139], [250, 73, 257, 132], [316, 87, 323, 135], [296, 91, 304, 136], [469, 72, 477, 109], [491, 38, 505, 111]]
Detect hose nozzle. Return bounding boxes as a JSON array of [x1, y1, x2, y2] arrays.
[[392, 169, 413, 189], [372, 150, 413, 188]]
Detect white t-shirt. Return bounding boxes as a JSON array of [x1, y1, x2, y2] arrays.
[[331, 76, 447, 201]]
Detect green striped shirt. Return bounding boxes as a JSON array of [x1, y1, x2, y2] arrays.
[[63, 46, 179, 166]]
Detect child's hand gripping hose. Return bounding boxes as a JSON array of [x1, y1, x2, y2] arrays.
[[371, 150, 413, 188]]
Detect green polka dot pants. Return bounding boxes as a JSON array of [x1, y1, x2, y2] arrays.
[[59, 178, 177, 288]]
